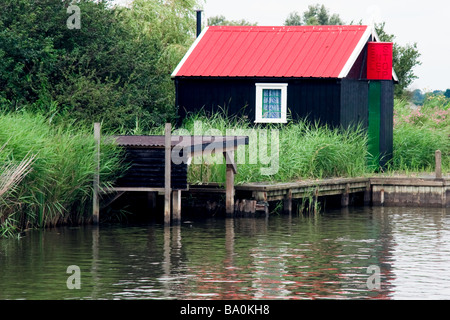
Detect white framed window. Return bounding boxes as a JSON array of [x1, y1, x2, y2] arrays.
[[255, 83, 288, 123]]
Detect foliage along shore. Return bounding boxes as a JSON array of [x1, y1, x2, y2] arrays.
[[0, 96, 449, 237]]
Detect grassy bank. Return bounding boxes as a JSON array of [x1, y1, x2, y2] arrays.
[[0, 111, 124, 237], [390, 98, 449, 173], [176, 112, 372, 184], [1, 97, 447, 237]]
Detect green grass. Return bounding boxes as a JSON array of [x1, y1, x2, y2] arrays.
[[0, 111, 124, 237], [2, 97, 447, 237], [176, 111, 372, 184], [390, 99, 450, 173]]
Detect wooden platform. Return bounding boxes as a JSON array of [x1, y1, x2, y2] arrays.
[[93, 123, 249, 225], [235, 177, 370, 201], [185, 175, 449, 215], [370, 176, 450, 208]]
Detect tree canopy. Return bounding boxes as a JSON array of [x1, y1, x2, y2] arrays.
[[284, 4, 344, 26], [0, 0, 201, 131], [207, 15, 257, 26], [375, 22, 421, 97]]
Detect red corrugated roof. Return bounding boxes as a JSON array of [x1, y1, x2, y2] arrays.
[[172, 25, 371, 79]]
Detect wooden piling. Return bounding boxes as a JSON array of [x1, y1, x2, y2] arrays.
[[225, 150, 236, 216], [341, 183, 350, 207], [364, 186, 371, 206], [283, 190, 292, 214], [147, 192, 157, 209], [172, 190, 181, 224], [435, 150, 442, 179], [164, 123, 172, 226], [93, 122, 101, 225]]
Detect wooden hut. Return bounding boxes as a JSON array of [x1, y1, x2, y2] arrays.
[[171, 25, 397, 166]]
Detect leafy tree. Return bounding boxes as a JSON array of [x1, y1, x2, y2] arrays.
[[302, 4, 344, 25], [284, 11, 302, 26], [375, 22, 421, 97], [412, 89, 425, 105], [284, 4, 344, 26], [444, 89, 450, 99], [207, 15, 257, 26], [0, 0, 201, 131]]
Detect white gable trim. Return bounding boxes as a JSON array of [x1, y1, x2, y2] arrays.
[[338, 26, 372, 79], [171, 27, 209, 78], [338, 26, 398, 82]]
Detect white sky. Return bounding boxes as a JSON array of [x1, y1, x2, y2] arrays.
[[114, 0, 450, 92], [201, 0, 450, 92]]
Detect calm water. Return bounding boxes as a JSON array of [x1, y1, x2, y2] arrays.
[[1, 206, 449, 300]]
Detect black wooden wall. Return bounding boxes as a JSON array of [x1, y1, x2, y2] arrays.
[[175, 76, 394, 165], [115, 147, 188, 190], [175, 77, 343, 126], [340, 79, 369, 129]]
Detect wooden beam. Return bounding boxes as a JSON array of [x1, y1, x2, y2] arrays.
[[164, 123, 172, 226], [172, 190, 181, 224], [148, 192, 157, 209], [225, 150, 235, 216], [283, 190, 292, 214], [341, 183, 350, 207], [224, 150, 237, 174], [436, 150, 442, 179], [364, 185, 372, 206], [93, 122, 101, 225]]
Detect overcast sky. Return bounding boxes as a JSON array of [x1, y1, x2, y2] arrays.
[[201, 0, 450, 92], [115, 0, 450, 92]]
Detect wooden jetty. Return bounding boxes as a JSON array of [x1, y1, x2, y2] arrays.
[[235, 177, 371, 214], [94, 125, 448, 223], [186, 150, 449, 213], [186, 174, 449, 215], [93, 123, 249, 225]]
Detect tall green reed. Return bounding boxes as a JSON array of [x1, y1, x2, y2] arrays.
[[0, 111, 124, 235], [391, 99, 450, 172], [175, 111, 371, 184]]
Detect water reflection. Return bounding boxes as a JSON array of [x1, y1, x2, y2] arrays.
[[0, 207, 449, 300]]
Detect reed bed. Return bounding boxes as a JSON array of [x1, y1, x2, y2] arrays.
[[391, 99, 450, 172], [0, 111, 124, 237], [177, 112, 372, 184]]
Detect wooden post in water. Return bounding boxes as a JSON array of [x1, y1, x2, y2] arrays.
[[364, 185, 372, 206], [283, 190, 292, 214], [435, 150, 442, 179], [172, 190, 181, 224], [164, 123, 172, 226], [341, 183, 350, 207], [224, 150, 236, 216], [93, 122, 101, 225]]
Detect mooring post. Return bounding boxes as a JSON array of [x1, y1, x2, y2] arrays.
[[93, 122, 101, 225], [164, 123, 172, 226], [435, 150, 442, 179], [364, 184, 372, 206], [283, 190, 292, 214], [224, 150, 236, 216], [172, 189, 181, 224], [341, 183, 350, 207]]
